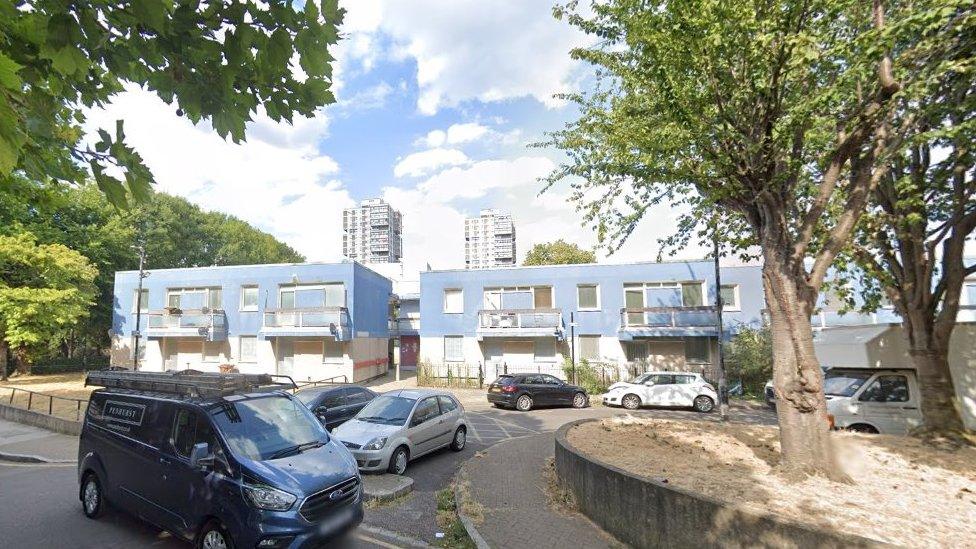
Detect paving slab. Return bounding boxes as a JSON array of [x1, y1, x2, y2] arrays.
[[363, 473, 414, 503]]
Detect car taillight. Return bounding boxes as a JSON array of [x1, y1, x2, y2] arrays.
[[501, 385, 517, 393]]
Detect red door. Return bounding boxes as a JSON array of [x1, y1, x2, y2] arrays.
[[399, 336, 419, 368]]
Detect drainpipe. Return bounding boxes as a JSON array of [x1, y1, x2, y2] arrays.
[[570, 312, 577, 385]]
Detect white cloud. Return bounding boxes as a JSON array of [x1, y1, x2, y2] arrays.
[[83, 87, 354, 261], [393, 148, 469, 178], [445, 122, 488, 144], [342, 0, 592, 114], [423, 129, 446, 148]]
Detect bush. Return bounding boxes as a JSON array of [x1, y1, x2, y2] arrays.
[[724, 325, 773, 398], [562, 357, 618, 395], [30, 356, 110, 375]]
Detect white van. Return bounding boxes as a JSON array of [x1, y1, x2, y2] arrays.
[[823, 368, 923, 434]]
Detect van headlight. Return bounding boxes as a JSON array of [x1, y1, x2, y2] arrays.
[[243, 483, 297, 511], [363, 437, 388, 451]]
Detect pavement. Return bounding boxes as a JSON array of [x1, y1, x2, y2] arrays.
[[0, 418, 78, 462]]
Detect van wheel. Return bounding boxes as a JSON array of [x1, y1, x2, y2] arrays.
[[197, 520, 234, 549], [516, 394, 533, 411], [81, 472, 105, 519], [388, 446, 409, 475], [450, 427, 467, 451]]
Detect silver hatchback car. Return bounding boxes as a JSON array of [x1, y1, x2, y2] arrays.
[[332, 389, 467, 475]]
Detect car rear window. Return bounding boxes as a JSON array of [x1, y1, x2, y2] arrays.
[[494, 376, 516, 386]]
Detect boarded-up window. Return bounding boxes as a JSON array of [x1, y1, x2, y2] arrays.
[[444, 336, 464, 361], [444, 289, 463, 313], [577, 285, 599, 310], [720, 285, 738, 310], [534, 287, 553, 309], [239, 336, 257, 362], [323, 339, 343, 362], [685, 338, 710, 364], [579, 336, 600, 361], [534, 338, 556, 362]]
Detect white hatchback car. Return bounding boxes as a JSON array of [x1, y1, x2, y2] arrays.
[[603, 371, 718, 412]]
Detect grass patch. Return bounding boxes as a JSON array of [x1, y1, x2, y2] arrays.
[[434, 487, 476, 549], [363, 491, 411, 510], [541, 457, 577, 513]]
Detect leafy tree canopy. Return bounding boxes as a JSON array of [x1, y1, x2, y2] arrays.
[[523, 239, 596, 266], [0, 0, 343, 207]]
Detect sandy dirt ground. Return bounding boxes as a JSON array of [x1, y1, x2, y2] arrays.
[[568, 416, 976, 548], [1, 373, 94, 419]]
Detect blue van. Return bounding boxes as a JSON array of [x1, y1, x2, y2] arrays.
[[78, 370, 363, 548]]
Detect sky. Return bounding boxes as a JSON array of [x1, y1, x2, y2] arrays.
[[84, 0, 706, 277]]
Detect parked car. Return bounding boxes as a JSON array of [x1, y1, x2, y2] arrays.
[[332, 389, 467, 475], [486, 373, 588, 411], [824, 368, 922, 434], [296, 385, 377, 430], [602, 371, 717, 413], [764, 380, 776, 408], [78, 370, 363, 549]]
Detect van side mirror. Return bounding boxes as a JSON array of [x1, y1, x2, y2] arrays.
[[189, 442, 214, 469]]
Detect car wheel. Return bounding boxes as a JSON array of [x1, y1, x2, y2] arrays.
[[197, 520, 234, 549], [516, 394, 533, 411], [81, 472, 105, 519], [388, 446, 409, 475], [847, 424, 879, 434], [571, 392, 588, 409], [622, 394, 641, 410], [450, 427, 467, 451], [693, 395, 715, 413]]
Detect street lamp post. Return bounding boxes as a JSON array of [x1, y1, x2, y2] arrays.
[[132, 245, 148, 370], [569, 312, 577, 385], [713, 232, 729, 419]]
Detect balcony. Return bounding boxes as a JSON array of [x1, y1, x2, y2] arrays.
[[141, 309, 227, 341], [389, 317, 421, 336], [260, 307, 351, 340], [477, 309, 564, 339], [618, 306, 718, 339]]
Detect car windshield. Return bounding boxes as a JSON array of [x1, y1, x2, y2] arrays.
[[630, 373, 653, 384], [355, 395, 415, 426], [823, 371, 873, 397], [295, 389, 326, 406], [209, 394, 327, 461]]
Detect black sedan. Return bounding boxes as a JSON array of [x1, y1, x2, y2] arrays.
[[295, 385, 377, 430], [486, 373, 588, 411]]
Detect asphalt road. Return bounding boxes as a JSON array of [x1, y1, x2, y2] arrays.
[[0, 401, 775, 548]]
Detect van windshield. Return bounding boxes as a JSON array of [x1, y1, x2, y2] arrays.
[[209, 395, 328, 461], [823, 371, 873, 397]]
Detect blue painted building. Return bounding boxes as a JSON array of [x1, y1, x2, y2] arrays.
[[418, 261, 765, 380], [111, 261, 393, 383]]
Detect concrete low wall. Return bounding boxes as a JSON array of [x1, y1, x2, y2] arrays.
[[0, 403, 82, 436], [554, 420, 887, 549]]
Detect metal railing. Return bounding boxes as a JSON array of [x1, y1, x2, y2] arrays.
[[1, 385, 89, 421], [263, 307, 349, 329], [144, 309, 226, 330], [389, 318, 421, 333], [293, 375, 350, 391], [478, 309, 562, 330], [620, 306, 717, 328], [417, 362, 484, 388]]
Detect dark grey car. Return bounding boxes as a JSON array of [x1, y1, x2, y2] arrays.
[[296, 386, 377, 430]]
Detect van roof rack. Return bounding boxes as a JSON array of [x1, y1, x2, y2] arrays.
[[85, 369, 298, 398]]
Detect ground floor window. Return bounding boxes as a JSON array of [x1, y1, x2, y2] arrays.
[[203, 341, 223, 362], [239, 336, 257, 362], [534, 338, 557, 362], [624, 341, 648, 362], [579, 335, 600, 361], [444, 336, 464, 362], [323, 338, 343, 362], [684, 338, 710, 364]]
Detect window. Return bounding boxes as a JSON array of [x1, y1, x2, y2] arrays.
[[322, 392, 344, 408], [444, 289, 463, 313], [438, 395, 458, 413], [681, 282, 704, 307], [859, 375, 910, 403], [685, 338, 710, 364], [541, 375, 563, 385], [238, 336, 257, 362], [172, 409, 197, 457], [579, 335, 600, 361], [240, 286, 259, 311], [674, 374, 697, 385], [133, 289, 149, 312], [411, 397, 441, 426], [444, 336, 464, 362], [966, 282, 976, 305], [645, 374, 673, 385], [279, 283, 345, 309], [166, 288, 222, 310], [203, 341, 222, 362], [208, 288, 222, 309], [534, 286, 553, 309], [345, 388, 373, 405], [323, 339, 343, 362], [577, 284, 599, 310], [720, 285, 740, 311], [534, 338, 557, 362]]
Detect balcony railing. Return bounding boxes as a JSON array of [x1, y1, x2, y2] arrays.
[[478, 309, 563, 333], [142, 309, 227, 340], [263, 307, 349, 330], [389, 317, 421, 334], [619, 306, 717, 328]]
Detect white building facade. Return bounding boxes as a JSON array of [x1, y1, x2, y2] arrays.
[[464, 209, 516, 269], [343, 198, 403, 263]]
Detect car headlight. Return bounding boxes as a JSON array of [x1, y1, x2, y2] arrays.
[[243, 483, 297, 511], [363, 437, 388, 451]]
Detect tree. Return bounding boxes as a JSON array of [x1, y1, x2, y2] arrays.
[[0, 232, 97, 379], [725, 325, 773, 397], [0, 0, 343, 206], [545, 0, 970, 478], [523, 239, 596, 266], [843, 63, 976, 435]]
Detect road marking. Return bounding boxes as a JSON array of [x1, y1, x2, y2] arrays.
[[466, 411, 541, 434]]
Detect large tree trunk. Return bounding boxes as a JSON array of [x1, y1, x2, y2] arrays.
[[763, 257, 846, 481], [902, 310, 966, 433]]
